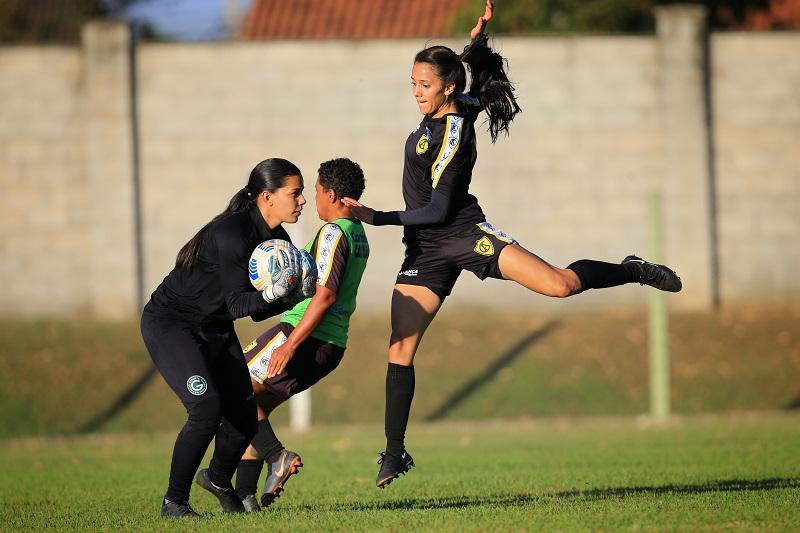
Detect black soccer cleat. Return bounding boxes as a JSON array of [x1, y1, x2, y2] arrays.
[[240, 493, 261, 513], [623, 255, 683, 293], [195, 468, 245, 513], [260, 449, 303, 509], [161, 499, 200, 518], [376, 450, 414, 488]]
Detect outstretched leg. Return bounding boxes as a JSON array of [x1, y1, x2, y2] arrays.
[[498, 244, 682, 295], [378, 284, 442, 488], [497, 244, 583, 296]]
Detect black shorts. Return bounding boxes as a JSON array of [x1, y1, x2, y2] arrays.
[[243, 322, 344, 401], [396, 221, 518, 300]]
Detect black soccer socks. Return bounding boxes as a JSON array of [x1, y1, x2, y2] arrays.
[[567, 259, 638, 291], [385, 362, 415, 456], [250, 418, 284, 465], [235, 459, 264, 499]]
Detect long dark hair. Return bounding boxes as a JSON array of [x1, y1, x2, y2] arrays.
[[175, 158, 302, 271], [414, 34, 521, 143]]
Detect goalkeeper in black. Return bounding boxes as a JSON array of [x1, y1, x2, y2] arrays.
[[140, 158, 308, 518]]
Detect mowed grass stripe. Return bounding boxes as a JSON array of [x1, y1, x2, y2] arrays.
[[1, 413, 798, 531], [1, 304, 799, 437]]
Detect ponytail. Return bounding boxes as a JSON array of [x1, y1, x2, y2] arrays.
[[459, 34, 521, 143], [174, 157, 302, 271]]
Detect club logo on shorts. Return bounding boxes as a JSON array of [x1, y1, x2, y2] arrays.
[[474, 236, 495, 256], [186, 375, 207, 396]]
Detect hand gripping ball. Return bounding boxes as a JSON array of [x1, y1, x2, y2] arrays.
[[248, 239, 301, 296]]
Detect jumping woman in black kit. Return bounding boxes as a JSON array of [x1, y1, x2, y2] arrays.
[[342, 0, 683, 488], [141, 158, 307, 517]]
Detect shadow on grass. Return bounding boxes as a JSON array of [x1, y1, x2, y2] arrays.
[[424, 321, 559, 422], [77, 365, 157, 433], [293, 477, 800, 512], [550, 477, 800, 501], [784, 395, 800, 410]]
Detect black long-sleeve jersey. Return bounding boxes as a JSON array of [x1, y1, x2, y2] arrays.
[[373, 93, 486, 242], [145, 206, 290, 323]]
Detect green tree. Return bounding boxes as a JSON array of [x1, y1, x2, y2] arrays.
[[0, 0, 160, 43], [0, 0, 106, 43], [450, 0, 774, 35]]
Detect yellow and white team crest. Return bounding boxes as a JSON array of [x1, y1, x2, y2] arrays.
[[474, 236, 494, 256], [416, 133, 430, 155]]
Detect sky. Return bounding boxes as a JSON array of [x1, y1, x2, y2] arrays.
[[120, 0, 252, 41]]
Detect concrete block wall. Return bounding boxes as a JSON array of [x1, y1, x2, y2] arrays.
[[712, 32, 800, 301], [447, 36, 669, 310], [135, 35, 677, 314], [136, 40, 415, 313], [82, 22, 138, 318], [0, 46, 91, 315], [1, 12, 798, 318]]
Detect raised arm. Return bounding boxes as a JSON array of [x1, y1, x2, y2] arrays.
[[470, 0, 493, 40]]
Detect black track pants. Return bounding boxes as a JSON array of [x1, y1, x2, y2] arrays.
[[141, 311, 257, 502]]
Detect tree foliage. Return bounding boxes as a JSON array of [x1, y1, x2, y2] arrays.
[[0, 0, 160, 43], [450, 0, 776, 35], [0, 0, 106, 43]]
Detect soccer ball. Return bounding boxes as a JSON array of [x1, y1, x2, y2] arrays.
[[248, 239, 300, 294]]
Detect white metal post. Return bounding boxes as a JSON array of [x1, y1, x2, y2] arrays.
[[289, 388, 311, 432]]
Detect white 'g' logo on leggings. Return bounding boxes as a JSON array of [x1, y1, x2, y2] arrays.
[[186, 375, 207, 396]]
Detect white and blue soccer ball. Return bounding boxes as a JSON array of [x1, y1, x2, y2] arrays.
[[248, 239, 300, 294]]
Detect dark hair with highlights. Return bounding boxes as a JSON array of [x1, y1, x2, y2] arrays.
[[414, 34, 521, 143], [318, 158, 365, 201], [175, 158, 302, 271]]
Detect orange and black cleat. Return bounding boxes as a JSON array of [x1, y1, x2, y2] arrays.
[[260, 449, 303, 508]]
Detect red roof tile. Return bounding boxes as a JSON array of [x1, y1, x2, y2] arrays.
[[240, 0, 471, 40], [715, 0, 800, 29], [746, 0, 800, 29]]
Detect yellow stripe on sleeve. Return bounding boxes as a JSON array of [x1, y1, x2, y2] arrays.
[[315, 224, 344, 286], [431, 115, 463, 189]]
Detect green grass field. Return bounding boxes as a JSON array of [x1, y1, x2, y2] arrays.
[[1, 414, 798, 531], [1, 304, 798, 437], [1, 304, 799, 530]]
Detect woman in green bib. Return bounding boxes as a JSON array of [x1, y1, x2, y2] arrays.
[[234, 158, 369, 511]]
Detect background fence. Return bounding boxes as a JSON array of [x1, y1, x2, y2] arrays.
[[1, 6, 798, 318]]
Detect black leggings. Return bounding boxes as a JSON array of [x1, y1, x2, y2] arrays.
[[140, 311, 257, 502]]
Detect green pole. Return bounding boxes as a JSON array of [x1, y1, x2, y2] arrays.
[[648, 190, 671, 418]]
